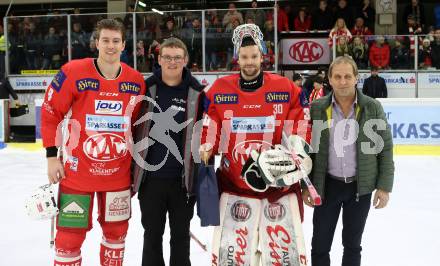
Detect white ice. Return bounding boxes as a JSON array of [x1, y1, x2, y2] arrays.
[[1, 146, 439, 266]]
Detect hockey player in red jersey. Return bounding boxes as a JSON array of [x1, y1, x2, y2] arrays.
[[199, 24, 312, 265], [41, 19, 145, 266]]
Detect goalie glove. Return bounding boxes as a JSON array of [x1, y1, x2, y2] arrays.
[[257, 145, 303, 187], [242, 150, 269, 192], [25, 184, 59, 220]]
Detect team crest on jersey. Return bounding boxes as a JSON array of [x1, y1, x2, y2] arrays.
[[76, 78, 100, 92], [119, 82, 141, 94], [213, 93, 238, 104], [265, 92, 290, 103], [50, 70, 67, 92], [230, 200, 252, 222]]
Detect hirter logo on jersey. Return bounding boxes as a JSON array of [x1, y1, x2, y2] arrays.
[[95, 100, 123, 115], [265, 92, 290, 103], [83, 133, 128, 162], [119, 82, 141, 94], [76, 78, 100, 92], [230, 200, 251, 222], [50, 70, 67, 92], [214, 93, 238, 104]]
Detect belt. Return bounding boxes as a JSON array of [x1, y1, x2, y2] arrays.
[[327, 173, 355, 183]]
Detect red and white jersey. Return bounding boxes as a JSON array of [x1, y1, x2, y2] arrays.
[[41, 58, 146, 192], [201, 72, 310, 199]]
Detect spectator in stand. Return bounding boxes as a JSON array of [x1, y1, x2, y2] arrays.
[[71, 22, 88, 60], [206, 15, 224, 71], [245, 0, 266, 30], [431, 28, 440, 69], [390, 39, 411, 69], [369, 36, 390, 69], [276, 3, 290, 32], [303, 68, 326, 99], [336, 36, 350, 57], [183, 17, 203, 71], [294, 8, 312, 32], [42, 26, 63, 70], [357, 0, 375, 31], [263, 19, 275, 56], [292, 72, 303, 88], [329, 18, 352, 47], [309, 76, 325, 103], [157, 17, 180, 41], [403, 0, 425, 30], [24, 22, 41, 70], [404, 14, 423, 62], [362, 66, 388, 99], [419, 38, 433, 69], [313, 0, 334, 31], [351, 17, 373, 37], [350, 36, 368, 69], [223, 3, 244, 29], [334, 0, 354, 29]]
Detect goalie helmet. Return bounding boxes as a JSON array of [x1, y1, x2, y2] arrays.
[[232, 23, 267, 58], [25, 184, 59, 220]]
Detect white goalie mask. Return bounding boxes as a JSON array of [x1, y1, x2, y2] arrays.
[[25, 184, 59, 220], [232, 23, 267, 58]]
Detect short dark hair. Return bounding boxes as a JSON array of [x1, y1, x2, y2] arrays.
[[314, 76, 324, 84], [241, 36, 257, 48], [96, 18, 126, 42]]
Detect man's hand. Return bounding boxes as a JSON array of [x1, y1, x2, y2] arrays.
[[47, 157, 65, 184], [13, 100, 20, 108], [373, 189, 389, 209], [302, 189, 314, 208], [199, 143, 213, 164]]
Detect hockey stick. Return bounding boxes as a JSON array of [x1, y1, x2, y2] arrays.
[[50, 216, 55, 248], [190, 231, 207, 252], [282, 133, 322, 206]]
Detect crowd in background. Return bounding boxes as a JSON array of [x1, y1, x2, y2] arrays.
[[2, 0, 440, 74]]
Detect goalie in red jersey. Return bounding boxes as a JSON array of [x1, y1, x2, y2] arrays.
[[199, 24, 313, 266], [41, 19, 145, 266]]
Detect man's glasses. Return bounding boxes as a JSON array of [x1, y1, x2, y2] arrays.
[[160, 55, 184, 63]]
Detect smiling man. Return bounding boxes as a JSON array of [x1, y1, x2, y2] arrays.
[[41, 19, 145, 266], [199, 24, 310, 265], [131, 37, 204, 266], [304, 56, 394, 266]]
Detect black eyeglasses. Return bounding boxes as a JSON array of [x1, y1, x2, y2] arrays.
[[160, 55, 184, 63]]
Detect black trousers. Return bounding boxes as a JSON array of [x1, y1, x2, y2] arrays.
[[139, 177, 195, 266], [311, 177, 372, 266]]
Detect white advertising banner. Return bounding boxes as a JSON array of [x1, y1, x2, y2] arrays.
[[9, 76, 53, 91], [418, 72, 440, 97], [280, 38, 331, 65]]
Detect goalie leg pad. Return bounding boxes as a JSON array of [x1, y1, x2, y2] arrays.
[[211, 192, 261, 266], [259, 193, 308, 266]]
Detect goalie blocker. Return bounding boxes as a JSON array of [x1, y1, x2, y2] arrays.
[[211, 192, 307, 266]]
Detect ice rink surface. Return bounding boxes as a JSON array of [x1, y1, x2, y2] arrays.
[[1, 146, 439, 266]]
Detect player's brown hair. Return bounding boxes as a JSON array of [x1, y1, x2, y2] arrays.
[[95, 18, 126, 42], [159, 37, 189, 58], [328, 56, 359, 78]]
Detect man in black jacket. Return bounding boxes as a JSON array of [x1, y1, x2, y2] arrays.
[[362, 66, 387, 98], [131, 37, 204, 266]]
